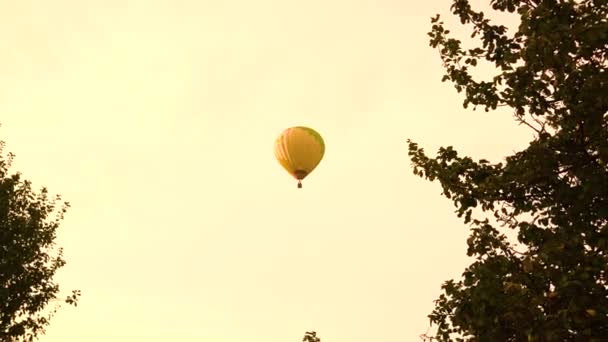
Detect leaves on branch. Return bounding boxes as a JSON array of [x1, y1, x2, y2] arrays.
[[0, 139, 80, 341], [413, 0, 608, 340]]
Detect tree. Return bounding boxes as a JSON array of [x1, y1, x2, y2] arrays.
[[0, 138, 80, 341], [303, 331, 321, 342], [409, 0, 607, 340]]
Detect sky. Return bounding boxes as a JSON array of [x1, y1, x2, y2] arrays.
[[0, 1, 533, 341]]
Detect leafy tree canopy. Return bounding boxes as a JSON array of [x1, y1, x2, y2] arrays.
[[410, 0, 607, 340], [0, 139, 80, 341]]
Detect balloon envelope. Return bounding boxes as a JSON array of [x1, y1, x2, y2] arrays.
[[274, 126, 325, 188]]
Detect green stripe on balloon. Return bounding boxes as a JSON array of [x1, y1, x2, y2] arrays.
[[295, 126, 325, 154]]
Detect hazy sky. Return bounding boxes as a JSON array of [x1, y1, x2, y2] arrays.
[[1, 1, 532, 341]]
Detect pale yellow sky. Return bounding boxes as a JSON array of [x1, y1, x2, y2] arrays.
[[1, 1, 531, 341]]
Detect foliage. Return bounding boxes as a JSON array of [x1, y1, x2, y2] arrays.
[[303, 331, 321, 342], [411, 0, 607, 340], [0, 139, 80, 341]]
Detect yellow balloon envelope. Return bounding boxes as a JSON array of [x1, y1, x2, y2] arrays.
[[274, 126, 325, 188]]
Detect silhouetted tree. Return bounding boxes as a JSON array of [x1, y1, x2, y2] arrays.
[[303, 331, 321, 342], [411, 0, 607, 340], [0, 138, 80, 341]]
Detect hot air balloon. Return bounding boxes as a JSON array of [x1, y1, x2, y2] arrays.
[[274, 126, 325, 188]]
